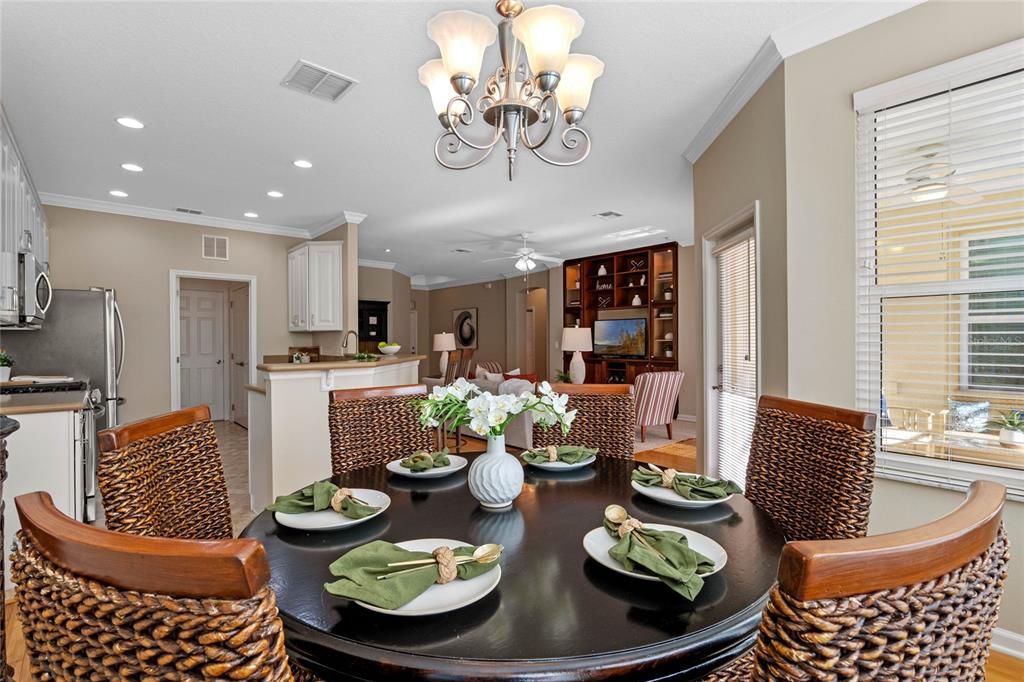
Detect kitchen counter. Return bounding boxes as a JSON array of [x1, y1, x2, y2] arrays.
[[256, 354, 427, 373], [0, 390, 88, 416]]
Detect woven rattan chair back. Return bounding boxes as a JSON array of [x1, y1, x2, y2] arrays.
[[97, 405, 233, 540], [11, 491, 294, 681], [745, 395, 876, 541], [532, 383, 635, 459], [329, 384, 433, 476], [705, 480, 1009, 681]]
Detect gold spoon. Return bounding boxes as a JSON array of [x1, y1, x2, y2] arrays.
[[603, 504, 667, 561], [385, 543, 502, 568], [376, 544, 503, 581]]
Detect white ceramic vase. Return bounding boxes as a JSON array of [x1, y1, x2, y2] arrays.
[[468, 434, 524, 509], [0, 367, 10, 382], [999, 428, 1024, 449]]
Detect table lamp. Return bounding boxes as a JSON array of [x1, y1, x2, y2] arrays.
[[433, 332, 456, 377], [561, 326, 592, 384]]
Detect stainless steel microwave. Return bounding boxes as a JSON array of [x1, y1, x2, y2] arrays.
[[18, 251, 51, 327]]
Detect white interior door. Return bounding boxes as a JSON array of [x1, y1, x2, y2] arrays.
[[229, 284, 249, 428], [180, 288, 226, 420], [712, 231, 758, 486]]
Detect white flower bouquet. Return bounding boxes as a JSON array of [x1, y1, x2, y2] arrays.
[[416, 378, 576, 437]]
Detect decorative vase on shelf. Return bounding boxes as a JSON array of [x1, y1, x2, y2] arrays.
[[0, 367, 10, 382], [597, 265, 607, 276], [999, 428, 1024, 449], [468, 435, 525, 509], [631, 294, 642, 306]]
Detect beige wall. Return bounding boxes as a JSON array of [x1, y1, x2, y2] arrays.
[[677, 245, 698, 418], [547, 267, 564, 382], [781, 0, 1024, 636], [391, 269, 411, 354], [692, 65, 789, 460], [411, 288, 431, 379], [427, 279, 509, 372], [42, 206, 307, 422]]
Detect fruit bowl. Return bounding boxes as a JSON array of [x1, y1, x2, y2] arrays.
[[379, 344, 401, 355]]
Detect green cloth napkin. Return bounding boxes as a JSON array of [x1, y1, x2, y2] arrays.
[[400, 448, 451, 471], [632, 466, 742, 501], [266, 480, 379, 519], [324, 540, 499, 610], [603, 515, 715, 600], [521, 444, 598, 465]]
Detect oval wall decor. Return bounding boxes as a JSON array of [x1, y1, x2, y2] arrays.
[[453, 308, 478, 349]]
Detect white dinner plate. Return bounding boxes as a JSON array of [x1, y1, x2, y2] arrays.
[[355, 538, 502, 616], [630, 479, 735, 509], [274, 489, 391, 531], [582, 523, 727, 581], [524, 454, 597, 471], [386, 455, 468, 479]]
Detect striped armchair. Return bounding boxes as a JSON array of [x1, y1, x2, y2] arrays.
[[635, 371, 685, 442]]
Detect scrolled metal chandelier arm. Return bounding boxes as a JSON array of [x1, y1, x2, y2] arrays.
[[523, 125, 592, 167], [442, 96, 503, 152], [520, 92, 558, 150], [435, 114, 506, 171]]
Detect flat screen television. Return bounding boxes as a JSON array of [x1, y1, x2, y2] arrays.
[[593, 318, 647, 357]]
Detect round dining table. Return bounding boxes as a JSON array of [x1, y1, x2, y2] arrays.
[[242, 454, 785, 681]]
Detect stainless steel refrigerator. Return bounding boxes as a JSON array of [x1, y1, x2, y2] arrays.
[[1, 287, 125, 519]]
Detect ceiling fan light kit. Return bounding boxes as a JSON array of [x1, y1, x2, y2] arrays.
[[420, 0, 603, 180]]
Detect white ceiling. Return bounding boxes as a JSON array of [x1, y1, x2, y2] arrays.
[[2, 1, 902, 285]]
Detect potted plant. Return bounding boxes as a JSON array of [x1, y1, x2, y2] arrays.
[[416, 379, 576, 509], [989, 410, 1024, 449], [0, 350, 12, 382]]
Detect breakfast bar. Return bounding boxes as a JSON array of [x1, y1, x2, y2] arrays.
[[246, 355, 426, 509]]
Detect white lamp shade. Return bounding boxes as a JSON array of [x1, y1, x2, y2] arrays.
[[512, 5, 584, 76], [561, 326, 593, 352], [433, 332, 457, 352], [418, 59, 468, 118], [427, 10, 498, 84], [558, 54, 604, 111]]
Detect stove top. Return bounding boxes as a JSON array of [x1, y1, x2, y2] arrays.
[[0, 380, 89, 394]]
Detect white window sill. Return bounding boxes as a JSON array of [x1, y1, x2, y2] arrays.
[[876, 451, 1024, 503]]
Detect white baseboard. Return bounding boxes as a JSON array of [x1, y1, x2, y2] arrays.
[[993, 627, 1024, 659], [678, 414, 696, 423]]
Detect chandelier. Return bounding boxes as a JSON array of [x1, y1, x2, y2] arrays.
[[418, 1, 604, 181]]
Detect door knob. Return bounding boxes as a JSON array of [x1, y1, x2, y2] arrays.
[[216, 359, 223, 365], [234, 361, 245, 367]]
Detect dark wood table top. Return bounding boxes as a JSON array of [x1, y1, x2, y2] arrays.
[[242, 456, 785, 681]]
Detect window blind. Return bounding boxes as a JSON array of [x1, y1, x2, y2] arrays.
[[715, 232, 757, 486], [855, 51, 1024, 472]]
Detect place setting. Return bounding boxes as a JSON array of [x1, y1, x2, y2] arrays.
[[267, 480, 391, 532], [385, 446, 469, 479], [630, 463, 742, 509], [520, 444, 598, 471]]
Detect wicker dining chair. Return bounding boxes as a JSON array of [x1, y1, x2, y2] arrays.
[[329, 384, 433, 476], [745, 395, 876, 541], [705, 480, 1009, 681], [97, 404, 233, 540], [532, 383, 636, 459], [10, 491, 294, 681]]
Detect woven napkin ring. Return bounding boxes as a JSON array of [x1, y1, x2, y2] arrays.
[[617, 518, 643, 539], [330, 488, 353, 512], [660, 468, 678, 488], [546, 445, 559, 462], [433, 546, 458, 584]]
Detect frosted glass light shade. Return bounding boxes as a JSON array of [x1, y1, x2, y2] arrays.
[[561, 326, 593, 352], [418, 59, 467, 118], [427, 10, 498, 84], [512, 5, 584, 76], [558, 54, 604, 111]]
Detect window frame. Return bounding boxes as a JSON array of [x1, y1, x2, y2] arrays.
[[854, 38, 1024, 501]]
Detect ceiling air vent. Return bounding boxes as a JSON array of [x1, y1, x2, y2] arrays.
[[452, 248, 473, 254], [594, 210, 623, 220], [176, 207, 203, 215], [281, 59, 359, 102], [202, 235, 229, 261]]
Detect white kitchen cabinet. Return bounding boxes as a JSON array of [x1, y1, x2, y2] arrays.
[[3, 408, 86, 542], [288, 241, 342, 332]]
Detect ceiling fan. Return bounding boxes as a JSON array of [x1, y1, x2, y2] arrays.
[[481, 233, 561, 272]]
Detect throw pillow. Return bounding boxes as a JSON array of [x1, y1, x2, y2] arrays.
[[947, 399, 990, 433], [505, 372, 538, 383], [474, 364, 488, 379], [482, 371, 505, 383]]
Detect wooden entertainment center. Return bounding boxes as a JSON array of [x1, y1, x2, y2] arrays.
[[562, 243, 679, 384]]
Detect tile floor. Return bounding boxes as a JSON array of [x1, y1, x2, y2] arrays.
[[215, 421, 257, 535]]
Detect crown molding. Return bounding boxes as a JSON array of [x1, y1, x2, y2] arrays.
[[683, 38, 782, 164], [683, 0, 923, 164], [358, 258, 396, 270], [40, 192, 311, 238], [309, 209, 368, 238]]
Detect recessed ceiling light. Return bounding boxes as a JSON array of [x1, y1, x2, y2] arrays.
[[385, 248, 391, 253], [116, 117, 144, 129], [120, 163, 143, 172], [267, 190, 284, 198], [109, 190, 128, 198], [244, 212, 259, 218], [293, 159, 313, 169]]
